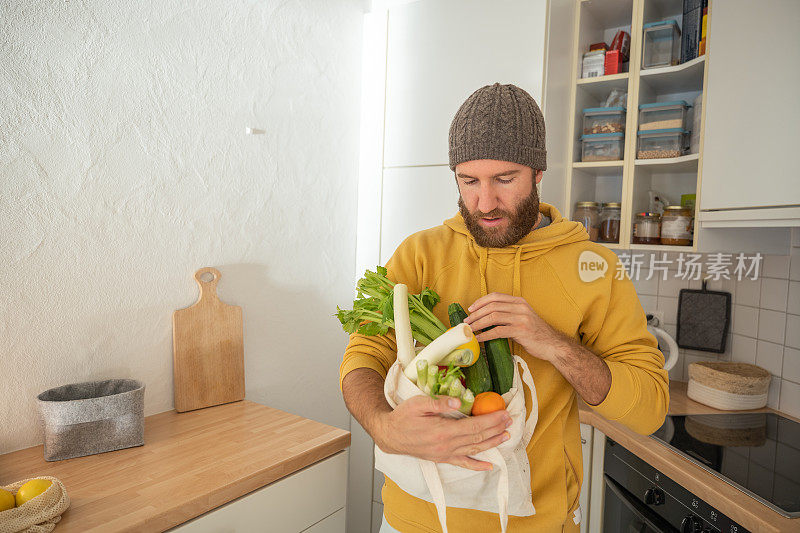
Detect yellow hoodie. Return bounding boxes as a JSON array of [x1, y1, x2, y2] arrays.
[[339, 203, 669, 532]]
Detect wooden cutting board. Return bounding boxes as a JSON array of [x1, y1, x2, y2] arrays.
[[173, 267, 245, 412]]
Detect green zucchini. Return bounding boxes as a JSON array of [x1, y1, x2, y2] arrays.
[[448, 303, 493, 395], [485, 333, 514, 395]]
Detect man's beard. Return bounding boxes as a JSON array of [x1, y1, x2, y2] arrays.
[[458, 186, 541, 248]]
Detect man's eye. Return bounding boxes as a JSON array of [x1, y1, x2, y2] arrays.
[[497, 178, 514, 184], [463, 180, 478, 186]]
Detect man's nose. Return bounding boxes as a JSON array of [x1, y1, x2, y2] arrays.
[[476, 185, 499, 214]]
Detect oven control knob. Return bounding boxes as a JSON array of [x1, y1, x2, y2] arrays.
[[680, 515, 702, 533], [644, 487, 665, 505]]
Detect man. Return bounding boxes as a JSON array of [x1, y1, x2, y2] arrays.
[[340, 83, 669, 532]]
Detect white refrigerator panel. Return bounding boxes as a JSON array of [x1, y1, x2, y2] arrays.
[[379, 166, 461, 264], [383, 0, 547, 168]]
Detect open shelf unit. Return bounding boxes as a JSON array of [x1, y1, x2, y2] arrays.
[[563, 0, 711, 251]]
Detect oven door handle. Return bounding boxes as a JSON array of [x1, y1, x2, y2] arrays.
[[604, 474, 679, 533]]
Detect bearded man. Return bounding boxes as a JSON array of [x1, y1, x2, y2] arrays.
[[340, 83, 669, 532]]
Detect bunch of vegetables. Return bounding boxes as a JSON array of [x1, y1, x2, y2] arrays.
[[337, 267, 515, 415]]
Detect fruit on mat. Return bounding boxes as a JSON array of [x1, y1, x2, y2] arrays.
[[471, 391, 506, 416], [15, 479, 52, 507], [0, 488, 14, 511]]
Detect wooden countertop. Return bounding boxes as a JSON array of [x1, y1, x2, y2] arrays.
[[579, 381, 800, 533], [0, 400, 350, 532]]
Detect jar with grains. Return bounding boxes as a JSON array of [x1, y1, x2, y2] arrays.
[[632, 212, 661, 245], [661, 205, 693, 245], [599, 202, 621, 243], [573, 201, 600, 241]]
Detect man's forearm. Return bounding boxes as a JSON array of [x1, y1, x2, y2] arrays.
[[341, 368, 392, 443], [545, 334, 612, 406]]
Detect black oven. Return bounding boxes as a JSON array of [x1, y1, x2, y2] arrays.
[[602, 438, 749, 533]]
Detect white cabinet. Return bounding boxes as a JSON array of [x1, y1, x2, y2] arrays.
[[383, 0, 547, 168], [699, 0, 800, 226], [169, 451, 347, 533], [588, 429, 607, 533], [579, 423, 593, 533]]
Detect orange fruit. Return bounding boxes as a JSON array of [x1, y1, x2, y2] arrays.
[[471, 391, 505, 416]]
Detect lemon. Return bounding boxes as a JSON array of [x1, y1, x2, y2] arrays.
[[0, 488, 14, 511], [457, 334, 481, 366], [15, 479, 51, 507]]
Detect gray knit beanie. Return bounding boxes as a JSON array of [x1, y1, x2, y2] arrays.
[[449, 83, 546, 171]]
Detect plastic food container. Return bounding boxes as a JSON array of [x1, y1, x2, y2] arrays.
[[37, 379, 145, 461], [582, 50, 605, 78], [637, 128, 688, 159], [581, 132, 624, 162], [642, 20, 681, 69], [638, 101, 690, 131], [583, 106, 626, 135]]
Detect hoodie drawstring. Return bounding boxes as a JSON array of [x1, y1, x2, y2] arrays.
[[512, 247, 522, 297], [479, 247, 488, 297]]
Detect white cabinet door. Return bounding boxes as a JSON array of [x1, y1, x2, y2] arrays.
[[579, 423, 593, 533], [170, 452, 347, 533], [700, 0, 800, 212], [383, 0, 547, 168], [379, 166, 461, 264]]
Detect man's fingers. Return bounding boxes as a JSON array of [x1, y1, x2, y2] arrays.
[[467, 311, 517, 333], [453, 410, 511, 437], [454, 430, 511, 457], [464, 300, 526, 324], [475, 325, 514, 343], [452, 415, 509, 449], [443, 455, 494, 472], [420, 394, 461, 414], [467, 292, 521, 313]]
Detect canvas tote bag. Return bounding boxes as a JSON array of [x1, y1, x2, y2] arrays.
[[374, 355, 538, 533]]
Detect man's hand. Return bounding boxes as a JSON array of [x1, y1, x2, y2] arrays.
[[462, 292, 612, 405], [376, 394, 512, 471], [463, 292, 565, 362]]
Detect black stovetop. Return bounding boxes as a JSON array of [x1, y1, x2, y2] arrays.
[[651, 412, 800, 518]]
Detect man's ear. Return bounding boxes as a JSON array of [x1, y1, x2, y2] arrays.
[[534, 169, 543, 185]]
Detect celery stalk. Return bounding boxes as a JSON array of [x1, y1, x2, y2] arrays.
[[459, 389, 475, 415], [416, 360, 428, 388]]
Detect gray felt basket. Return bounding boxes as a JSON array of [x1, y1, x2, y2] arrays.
[[37, 379, 145, 461]]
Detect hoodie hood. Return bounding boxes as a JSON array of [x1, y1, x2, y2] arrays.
[[443, 203, 589, 297]]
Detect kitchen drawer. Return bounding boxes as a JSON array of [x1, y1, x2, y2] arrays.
[[303, 508, 345, 533], [169, 451, 346, 532]]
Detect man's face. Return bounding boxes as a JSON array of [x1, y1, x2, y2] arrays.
[[455, 159, 543, 248]]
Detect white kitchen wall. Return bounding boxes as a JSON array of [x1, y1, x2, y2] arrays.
[[1, 0, 365, 454], [628, 243, 800, 419]]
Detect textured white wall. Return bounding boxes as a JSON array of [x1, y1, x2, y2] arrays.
[[1, 0, 365, 453]]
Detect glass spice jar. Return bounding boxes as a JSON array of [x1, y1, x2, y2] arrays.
[[599, 202, 621, 243], [632, 212, 661, 244], [661, 205, 693, 245], [573, 201, 600, 241]]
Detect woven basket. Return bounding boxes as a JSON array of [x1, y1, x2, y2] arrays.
[[0, 476, 70, 533], [687, 362, 771, 410]]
